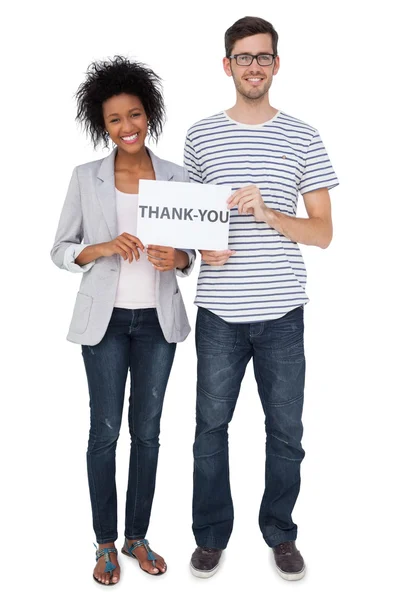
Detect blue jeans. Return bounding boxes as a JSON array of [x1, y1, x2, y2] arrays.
[[193, 306, 305, 549], [82, 308, 176, 544]]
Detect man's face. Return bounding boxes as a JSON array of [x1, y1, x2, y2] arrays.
[[223, 33, 280, 101]]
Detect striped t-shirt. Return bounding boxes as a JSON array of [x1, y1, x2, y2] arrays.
[[183, 110, 339, 323]]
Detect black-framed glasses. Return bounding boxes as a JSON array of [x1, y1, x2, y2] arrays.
[[229, 53, 276, 67]]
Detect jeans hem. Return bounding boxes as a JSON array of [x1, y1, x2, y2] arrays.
[[263, 530, 298, 548], [194, 536, 229, 550], [124, 532, 147, 540], [96, 536, 118, 544]]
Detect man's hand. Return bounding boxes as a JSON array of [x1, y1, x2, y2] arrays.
[[227, 185, 272, 223], [146, 245, 189, 271], [200, 249, 236, 266]]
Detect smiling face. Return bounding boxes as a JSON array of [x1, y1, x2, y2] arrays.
[[223, 33, 280, 101], [102, 93, 148, 155]]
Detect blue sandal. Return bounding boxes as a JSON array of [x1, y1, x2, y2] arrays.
[[93, 545, 118, 585], [122, 538, 167, 576]]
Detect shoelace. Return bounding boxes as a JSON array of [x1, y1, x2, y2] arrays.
[[278, 542, 293, 554]]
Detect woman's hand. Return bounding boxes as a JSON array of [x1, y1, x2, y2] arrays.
[[146, 246, 189, 272], [99, 233, 145, 263]]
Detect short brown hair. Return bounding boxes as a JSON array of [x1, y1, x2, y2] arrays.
[[224, 16, 279, 57]]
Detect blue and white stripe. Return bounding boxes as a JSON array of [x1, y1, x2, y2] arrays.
[[184, 110, 339, 323]]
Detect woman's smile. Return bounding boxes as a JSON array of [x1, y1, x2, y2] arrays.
[[121, 133, 139, 144]]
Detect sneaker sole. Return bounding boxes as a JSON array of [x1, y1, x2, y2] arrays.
[[190, 561, 220, 579], [275, 564, 306, 581]]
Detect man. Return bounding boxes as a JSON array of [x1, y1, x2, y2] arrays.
[[184, 16, 338, 581]]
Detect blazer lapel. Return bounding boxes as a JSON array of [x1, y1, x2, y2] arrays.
[[96, 148, 118, 239]]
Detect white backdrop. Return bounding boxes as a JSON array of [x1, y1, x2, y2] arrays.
[[2, 0, 399, 598]]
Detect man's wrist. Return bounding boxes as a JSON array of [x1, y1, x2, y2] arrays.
[[263, 205, 275, 225], [267, 208, 287, 237]]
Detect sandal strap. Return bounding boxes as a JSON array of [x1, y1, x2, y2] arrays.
[[125, 538, 156, 567], [94, 545, 117, 573]]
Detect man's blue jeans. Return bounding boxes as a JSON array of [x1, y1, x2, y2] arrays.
[[82, 308, 176, 544], [193, 306, 305, 549]]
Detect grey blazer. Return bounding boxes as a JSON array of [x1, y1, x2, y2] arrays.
[[51, 148, 195, 346]]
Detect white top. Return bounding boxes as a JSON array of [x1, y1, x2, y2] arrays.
[[114, 190, 156, 309], [184, 110, 339, 323]]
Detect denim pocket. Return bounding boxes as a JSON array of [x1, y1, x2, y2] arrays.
[[196, 308, 237, 354], [266, 307, 305, 360]]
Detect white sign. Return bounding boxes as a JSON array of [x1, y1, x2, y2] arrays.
[[136, 179, 232, 250]]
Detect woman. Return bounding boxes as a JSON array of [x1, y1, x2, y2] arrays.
[[51, 56, 195, 585]]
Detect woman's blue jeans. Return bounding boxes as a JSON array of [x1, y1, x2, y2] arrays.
[[82, 308, 176, 544]]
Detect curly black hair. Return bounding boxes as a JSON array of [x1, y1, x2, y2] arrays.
[[75, 56, 165, 149]]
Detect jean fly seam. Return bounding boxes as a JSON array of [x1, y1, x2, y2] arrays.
[[249, 322, 264, 338], [129, 309, 142, 334]]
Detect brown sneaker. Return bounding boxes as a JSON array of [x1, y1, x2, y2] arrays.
[[190, 547, 223, 578], [272, 541, 306, 581]]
